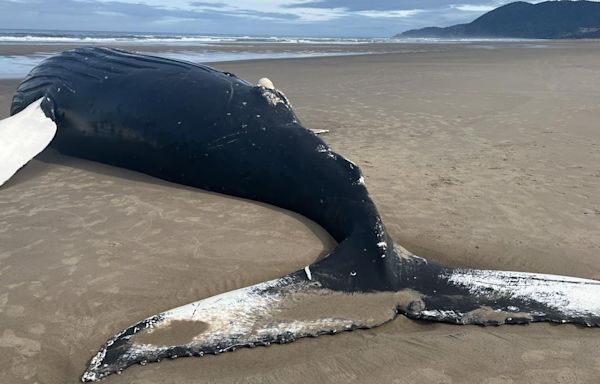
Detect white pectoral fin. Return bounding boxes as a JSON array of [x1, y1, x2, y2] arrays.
[[0, 98, 56, 187]]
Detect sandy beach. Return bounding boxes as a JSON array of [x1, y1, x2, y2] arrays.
[[1, 41, 600, 383]]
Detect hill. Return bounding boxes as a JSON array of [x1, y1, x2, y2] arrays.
[[398, 1, 600, 39]]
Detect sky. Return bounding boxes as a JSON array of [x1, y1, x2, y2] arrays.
[[0, 0, 586, 37]]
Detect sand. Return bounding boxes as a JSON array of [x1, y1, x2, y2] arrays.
[[1, 42, 600, 383]]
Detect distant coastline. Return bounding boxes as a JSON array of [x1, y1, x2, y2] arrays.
[[398, 1, 600, 39]]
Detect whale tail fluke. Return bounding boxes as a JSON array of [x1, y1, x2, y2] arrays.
[[0, 97, 56, 187], [81, 250, 600, 381], [81, 268, 420, 381], [398, 258, 600, 327]]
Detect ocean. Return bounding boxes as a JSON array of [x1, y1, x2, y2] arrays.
[[0, 29, 392, 45], [0, 29, 541, 78]]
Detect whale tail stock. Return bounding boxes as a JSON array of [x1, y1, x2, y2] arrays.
[[81, 244, 600, 381]]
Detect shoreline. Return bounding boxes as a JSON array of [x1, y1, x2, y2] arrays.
[[0, 42, 451, 79], [0, 40, 591, 79]]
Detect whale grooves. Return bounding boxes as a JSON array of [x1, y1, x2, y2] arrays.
[[0, 47, 598, 381]]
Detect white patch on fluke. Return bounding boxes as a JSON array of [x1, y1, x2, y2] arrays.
[[83, 278, 291, 381], [447, 269, 600, 317], [304, 266, 312, 281], [0, 98, 56, 187], [421, 309, 460, 318]]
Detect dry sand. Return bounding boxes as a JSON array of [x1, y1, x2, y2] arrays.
[[1, 42, 600, 383]]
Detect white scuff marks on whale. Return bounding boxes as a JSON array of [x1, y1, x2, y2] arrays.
[[373, 217, 386, 243], [353, 175, 365, 187], [261, 89, 288, 107], [377, 241, 388, 259], [446, 269, 600, 317], [304, 266, 312, 281], [256, 77, 291, 107], [314, 144, 337, 160]]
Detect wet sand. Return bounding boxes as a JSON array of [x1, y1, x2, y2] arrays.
[[0, 42, 407, 56], [1, 42, 600, 383]]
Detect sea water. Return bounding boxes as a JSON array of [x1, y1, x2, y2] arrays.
[[0, 29, 545, 78]]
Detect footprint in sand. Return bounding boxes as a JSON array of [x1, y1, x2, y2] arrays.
[[0, 292, 25, 317], [61, 256, 80, 265], [524, 368, 577, 384], [0, 329, 41, 357], [399, 368, 452, 384], [521, 349, 573, 362], [28, 280, 46, 298], [28, 323, 45, 335], [484, 377, 514, 384]]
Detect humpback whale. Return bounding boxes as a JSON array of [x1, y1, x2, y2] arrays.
[[0, 47, 598, 382]]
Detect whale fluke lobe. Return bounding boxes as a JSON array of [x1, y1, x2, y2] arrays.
[[1, 47, 598, 382], [81, 269, 419, 381], [395, 259, 600, 326]]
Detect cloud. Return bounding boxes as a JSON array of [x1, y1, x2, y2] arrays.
[[189, 1, 228, 8], [451, 4, 497, 12], [2, 0, 583, 37], [355, 10, 422, 19], [286, 0, 448, 12]]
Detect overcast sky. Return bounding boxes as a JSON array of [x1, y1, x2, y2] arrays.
[[0, 1, 582, 37]]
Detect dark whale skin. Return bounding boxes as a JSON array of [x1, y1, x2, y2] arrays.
[[11, 47, 396, 292]]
